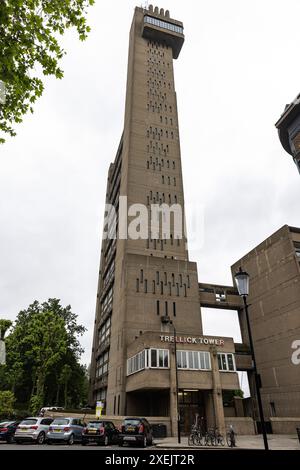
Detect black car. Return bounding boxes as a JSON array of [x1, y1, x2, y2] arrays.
[[82, 420, 119, 446], [119, 417, 153, 447], [0, 421, 20, 444]]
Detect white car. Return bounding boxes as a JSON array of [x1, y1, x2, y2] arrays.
[[15, 417, 53, 444]]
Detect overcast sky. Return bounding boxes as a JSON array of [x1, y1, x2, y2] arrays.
[[1, 1, 300, 396]]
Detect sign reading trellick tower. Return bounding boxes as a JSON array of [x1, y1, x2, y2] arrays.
[[90, 5, 241, 437]]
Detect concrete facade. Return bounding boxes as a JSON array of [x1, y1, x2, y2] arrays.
[[232, 225, 300, 421], [89, 4, 244, 436]]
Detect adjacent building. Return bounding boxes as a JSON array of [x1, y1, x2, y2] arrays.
[[232, 225, 300, 420], [276, 94, 300, 173]]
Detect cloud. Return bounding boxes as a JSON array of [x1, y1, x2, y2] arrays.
[[1, 0, 300, 377]]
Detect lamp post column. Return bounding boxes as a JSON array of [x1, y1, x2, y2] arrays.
[[242, 295, 269, 451]]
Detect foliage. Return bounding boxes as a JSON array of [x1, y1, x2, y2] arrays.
[[1, 299, 88, 412], [0, 0, 94, 143], [0, 319, 12, 340], [0, 390, 16, 415], [223, 389, 244, 407], [59, 364, 72, 409], [29, 394, 43, 416]]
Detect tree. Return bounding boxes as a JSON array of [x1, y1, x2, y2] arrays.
[[3, 299, 87, 410], [59, 364, 72, 409], [0, 390, 16, 416], [0, 0, 94, 143]]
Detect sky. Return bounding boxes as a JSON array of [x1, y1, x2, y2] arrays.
[[1, 1, 300, 396]]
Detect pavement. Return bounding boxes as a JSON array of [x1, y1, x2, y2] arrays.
[[1, 434, 299, 450], [154, 434, 300, 450]]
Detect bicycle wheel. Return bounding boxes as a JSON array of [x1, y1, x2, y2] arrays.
[[219, 436, 225, 446], [188, 433, 195, 446], [193, 433, 204, 446]]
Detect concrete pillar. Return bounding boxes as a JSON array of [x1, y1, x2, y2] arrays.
[[210, 346, 226, 435], [204, 393, 215, 429], [169, 343, 179, 437], [234, 396, 245, 417]]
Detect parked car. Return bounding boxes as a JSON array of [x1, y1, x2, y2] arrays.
[[0, 421, 20, 443], [39, 406, 64, 414], [46, 417, 85, 445], [15, 417, 53, 444], [82, 420, 119, 446], [119, 417, 153, 447]]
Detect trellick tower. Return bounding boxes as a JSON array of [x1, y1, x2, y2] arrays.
[[89, 4, 204, 419]]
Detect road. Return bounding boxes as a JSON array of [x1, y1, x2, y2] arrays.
[[0, 442, 157, 451]]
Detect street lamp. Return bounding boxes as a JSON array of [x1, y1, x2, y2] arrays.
[[234, 267, 269, 451]]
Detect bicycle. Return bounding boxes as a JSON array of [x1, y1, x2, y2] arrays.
[[204, 427, 225, 446], [188, 416, 205, 446]]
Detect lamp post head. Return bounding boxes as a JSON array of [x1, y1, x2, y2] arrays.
[[234, 267, 250, 297]]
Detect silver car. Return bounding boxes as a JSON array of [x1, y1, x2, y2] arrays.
[[46, 417, 85, 445], [15, 417, 53, 444]]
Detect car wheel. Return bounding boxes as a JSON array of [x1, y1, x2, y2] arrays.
[[7, 435, 14, 444], [68, 434, 74, 445], [142, 436, 147, 448], [118, 440, 123, 447], [104, 435, 109, 446], [37, 432, 45, 445]]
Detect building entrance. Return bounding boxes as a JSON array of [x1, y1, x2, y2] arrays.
[[178, 390, 206, 435]]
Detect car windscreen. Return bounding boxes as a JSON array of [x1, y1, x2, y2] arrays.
[[124, 419, 141, 426], [52, 419, 70, 426], [88, 422, 103, 428], [20, 419, 38, 426]]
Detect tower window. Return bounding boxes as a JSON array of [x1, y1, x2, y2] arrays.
[[136, 279, 139, 293], [173, 302, 176, 317], [157, 300, 160, 316]]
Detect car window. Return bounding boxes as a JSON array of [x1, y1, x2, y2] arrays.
[[124, 419, 141, 426], [88, 421, 103, 429], [53, 419, 70, 426], [41, 418, 53, 425], [21, 419, 37, 426]]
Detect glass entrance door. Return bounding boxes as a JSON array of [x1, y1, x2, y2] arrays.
[[178, 390, 206, 435]]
